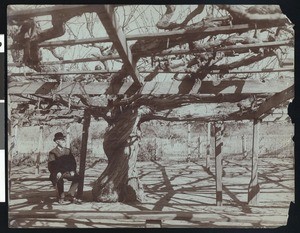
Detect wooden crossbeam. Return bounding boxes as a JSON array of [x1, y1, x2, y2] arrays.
[[7, 78, 293, 96], [254, 85, 294, 119], [7, 31, 292, 50], [96, 5, 141, 86], [7, 5, 93, 19], [8, 56, 120, 67], [7, 67, 294, 75]]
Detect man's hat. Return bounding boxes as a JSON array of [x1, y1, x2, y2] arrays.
[[54, 132, 65, 142]]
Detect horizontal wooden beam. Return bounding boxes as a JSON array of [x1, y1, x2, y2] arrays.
[[8, 40, 293, 67], [8, 77, 293, 95], [8, 55, 120, 67], [8, 93, 270, 105], [7, 5, 94, 19], [7, 33, 293, 51], [8, 67, 294, 76]]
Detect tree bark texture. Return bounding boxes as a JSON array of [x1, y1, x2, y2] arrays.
[[92, 107, 144, 203]]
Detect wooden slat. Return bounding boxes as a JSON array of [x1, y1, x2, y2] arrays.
[[96, 5, 141, 85], [7, 78, 293, 95]]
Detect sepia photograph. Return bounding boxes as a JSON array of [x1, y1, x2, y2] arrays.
[[6, 4, 294, 228]]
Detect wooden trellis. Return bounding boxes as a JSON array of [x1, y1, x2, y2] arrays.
[[7, 4, 294, 209]]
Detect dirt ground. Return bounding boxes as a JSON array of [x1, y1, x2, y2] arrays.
[[8, 157, 294, 228]]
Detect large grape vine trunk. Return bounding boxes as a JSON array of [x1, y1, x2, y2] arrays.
[[92, 107, 144, 203]]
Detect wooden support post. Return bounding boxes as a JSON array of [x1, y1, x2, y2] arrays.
[[206, 122, 211, 169], [242, 134, 247, 157], [36, 126, 43, 175], [13, 124, 18, 158], [66, 124, 71, 148], [77, 110, 91, 199], [215, 121, 224, 206], [198, 135, 202, 159], [248, 119, 261, 205], [154, 138, 157, 160], [187, 123, 191, 162]]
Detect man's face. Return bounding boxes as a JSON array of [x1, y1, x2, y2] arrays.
[[56, 138, 66, 148]]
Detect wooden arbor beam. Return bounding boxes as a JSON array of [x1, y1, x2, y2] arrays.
[[96, 5, 142, 86], [7, 67, 294, 75], [254, 85, 294, 120], [7, 33, 292, 50], [7, 5, 93, 19], [7, 78, 293, 96]]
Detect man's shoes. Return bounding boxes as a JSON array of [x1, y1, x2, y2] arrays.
[[65, 194, 82, 204], [56, 198, 70, 205], [71, 197, 82, 204]]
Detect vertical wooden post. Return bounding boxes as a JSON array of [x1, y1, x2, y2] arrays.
[[187, 123, 191, 161], [77, 110, 91, 199], [198, 135, 202, 159], [248, 119, 261, 205], [154, 138, 157, 160], [13, 124, 18, 158], [242, 134, 247, 157], [66, 124, 71, 148], [215, 121, 224, 206], [36, 126, 43, 175], [206, 122, 211, 169], [160, 139, 163, 159]]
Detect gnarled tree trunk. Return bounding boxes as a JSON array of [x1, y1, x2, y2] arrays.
[[92, 107, 144, 203]]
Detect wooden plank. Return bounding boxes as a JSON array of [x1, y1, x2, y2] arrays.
[[96, 5, 141, 85], [77, 110, 91, 199], [248, 119, 260, 205], [8, 78, 294, 95]]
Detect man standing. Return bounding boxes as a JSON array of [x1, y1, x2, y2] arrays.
[[48, 132, 82, 204]]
